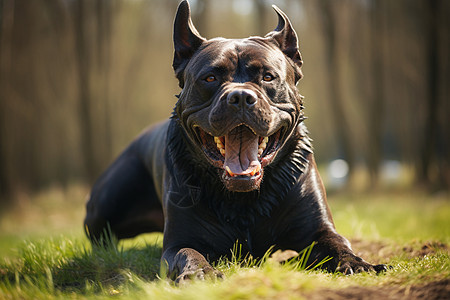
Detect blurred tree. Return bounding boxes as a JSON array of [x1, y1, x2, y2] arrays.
[[0, 0, 13, 198], [255, 0, 267, 36], [74, 0, 114, 182], [95, 0, 113, 169], [0, 0, 449, 202], [0, 0, 45, 196], [318, 0, 356, 185], [367, 0, 387, 188], [74, 0, 96, 182], [417, 0, 441, 188], [192, 0, 210, 37]]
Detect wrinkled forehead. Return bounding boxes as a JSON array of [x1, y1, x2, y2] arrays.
[[187, 37, 286, 76]]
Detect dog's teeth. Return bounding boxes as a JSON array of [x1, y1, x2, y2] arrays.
[[225, 166, 235, 177], [250, 164, 262, 176], [215, 136, 225, 154], [258, 137, 268, 153], [258, 138, 267, 158]]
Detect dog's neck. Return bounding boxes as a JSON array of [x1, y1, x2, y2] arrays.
[[165, 117, 312, 230]]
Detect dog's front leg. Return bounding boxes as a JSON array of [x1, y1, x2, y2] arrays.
[[311, 229, 388, 274], [162, 247, 224, 283]]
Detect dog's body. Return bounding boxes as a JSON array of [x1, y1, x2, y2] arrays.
[[84, 1, 386, 281]]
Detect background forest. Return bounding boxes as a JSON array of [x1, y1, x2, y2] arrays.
[[0, 0, 449, 204]]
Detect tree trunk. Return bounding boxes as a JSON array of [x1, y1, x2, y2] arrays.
[[0, 0, 13, 198], [74, 0, 97, 183], [367, 0, 386, 188], [319, 0, 356, 185], [95, 0, 113, 166], [255, 0, 267, 36], [417, 0, 440, 187], [193, 0, 210, 37]]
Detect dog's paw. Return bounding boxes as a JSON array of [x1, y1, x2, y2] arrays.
[[175, 267, 224, 284], [335, 254, 387, 275]]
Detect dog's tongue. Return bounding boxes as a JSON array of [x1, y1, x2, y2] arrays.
[[224, 126, 261, 176]]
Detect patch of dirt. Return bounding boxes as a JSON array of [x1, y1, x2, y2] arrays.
[[350, 239, 449, 264], [311, 240, 450, 299], [305, 279, 450, 300], [402, 241, 448, 258]]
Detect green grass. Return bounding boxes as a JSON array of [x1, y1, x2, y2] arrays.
[[329, 191, 450, 243], [0, 185, 449, 299]]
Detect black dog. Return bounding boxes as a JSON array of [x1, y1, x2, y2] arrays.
[[84, 0, 386, 282]]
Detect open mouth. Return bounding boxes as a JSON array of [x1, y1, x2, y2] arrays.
[[196, 124, 283, 191]]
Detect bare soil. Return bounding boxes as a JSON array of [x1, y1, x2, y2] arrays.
[[304, 239, 450, 300], [306, 279, 450, 300], [350, 239, 448, 264]]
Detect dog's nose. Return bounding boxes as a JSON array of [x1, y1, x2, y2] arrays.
[[227, 89, 257, 110]]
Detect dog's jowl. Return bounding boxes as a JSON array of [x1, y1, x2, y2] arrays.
[[84, 0, 386, 282]]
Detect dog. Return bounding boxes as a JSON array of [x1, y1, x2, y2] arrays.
[[84, 0, 386, 282]]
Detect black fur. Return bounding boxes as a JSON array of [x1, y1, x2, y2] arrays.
[[165, 116, 311, 230], [84, 0, 387, 282]]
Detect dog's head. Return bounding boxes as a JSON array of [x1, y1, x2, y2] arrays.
[[172, 0, 304, 192]]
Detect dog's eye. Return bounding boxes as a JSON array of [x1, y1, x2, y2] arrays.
[[205, 75, 217, 83], [263, 73, 274, 82]]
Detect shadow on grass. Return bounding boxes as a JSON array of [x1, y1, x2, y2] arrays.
[[0, 240, 163, 294], [57, 244, 163, 292], [0, 239, 326, 294]]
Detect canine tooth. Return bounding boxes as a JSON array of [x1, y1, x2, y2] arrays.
[[225, 166, 235, 177], [258, 148, 264, 156], [215, 136, 225, 153], [250, 164, 262, 176], [258, 137, 268, 151]]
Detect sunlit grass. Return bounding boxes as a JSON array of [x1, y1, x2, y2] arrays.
[[0, 235, 448, 299], [329, 191, 450, 243], [0, 183, 88, 258]]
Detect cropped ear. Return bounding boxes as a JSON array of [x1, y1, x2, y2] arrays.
[[173, 0, 206, 87], [266, 5, 303, 82]]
